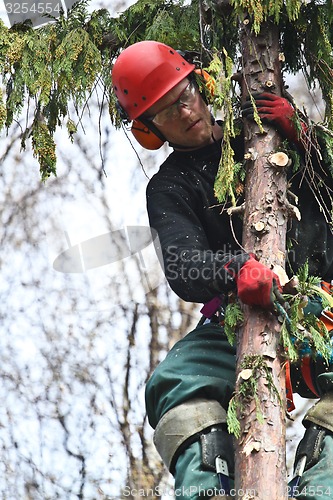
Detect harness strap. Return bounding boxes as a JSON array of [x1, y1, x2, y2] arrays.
[[296, 280, 333, 400], [320, 280, 333, 295], [287, 280, 333, 406], [320, 307, 333, 331], [285, 361, 296, 411], [301, 356, 320, 398]]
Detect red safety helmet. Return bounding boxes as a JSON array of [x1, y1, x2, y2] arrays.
[[112, 40, 195, 121]]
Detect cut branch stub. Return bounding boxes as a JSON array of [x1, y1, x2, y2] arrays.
[[252, 220, 267, 234], [267, 151, 292, 168]]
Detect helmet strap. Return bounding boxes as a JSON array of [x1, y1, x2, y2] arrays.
[[139, 117, 166, 143], [139, 117, 195, 150]]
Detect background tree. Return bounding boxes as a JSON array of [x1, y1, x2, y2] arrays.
[[0, 3, 201, 497], [1, 0, 333, 178], [0, 99, 203, 497]]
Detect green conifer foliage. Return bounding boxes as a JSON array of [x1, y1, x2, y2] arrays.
[[0, 0, 332, 179]]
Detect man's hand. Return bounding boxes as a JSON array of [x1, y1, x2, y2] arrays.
[[235, 256, 283, 310], [224, 253, 283, 310], [242, 92, 306, 144]]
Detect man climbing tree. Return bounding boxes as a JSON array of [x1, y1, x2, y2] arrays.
[[112, 36, 333, 499], [2, 0, 333, 497]]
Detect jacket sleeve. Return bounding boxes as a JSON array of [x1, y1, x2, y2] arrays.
[[146, 177, 247, 303]]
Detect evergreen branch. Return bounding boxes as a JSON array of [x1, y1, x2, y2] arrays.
[[224, 302, 244, 346], [227, 354, 281, 438], [279, 262, 333, 363], [0, 0, 333, 177]]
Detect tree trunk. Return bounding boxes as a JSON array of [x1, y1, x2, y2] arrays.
[[234, 20, 288, 498]]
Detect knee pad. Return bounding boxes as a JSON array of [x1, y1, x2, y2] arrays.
[[303, 391, 333, 433], [153, 398, 234, 475]]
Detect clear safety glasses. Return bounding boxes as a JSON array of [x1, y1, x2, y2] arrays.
[[145, 81, 198, 127]]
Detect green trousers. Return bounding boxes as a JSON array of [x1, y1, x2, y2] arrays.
[[145, 323, 333, 499]]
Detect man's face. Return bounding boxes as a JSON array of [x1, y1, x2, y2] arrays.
[[143, 78, 216, 150]]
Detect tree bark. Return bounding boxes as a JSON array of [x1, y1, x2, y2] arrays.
[[234, 20, 288, 499]]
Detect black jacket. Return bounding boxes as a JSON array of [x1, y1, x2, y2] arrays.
[[146, 130, 333, 303]]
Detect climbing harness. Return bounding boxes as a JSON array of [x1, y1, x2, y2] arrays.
[[275, 280, 333, 404], [199, 284, 333, 496], [282, 282, 333, 495]]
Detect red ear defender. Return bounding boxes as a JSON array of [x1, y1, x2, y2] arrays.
[[131, 120, 165, 150], [194, 69, 216, 97]]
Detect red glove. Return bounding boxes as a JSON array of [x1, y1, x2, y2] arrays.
[[242, 92, 306, 144], [235, 256, 282, 309]]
